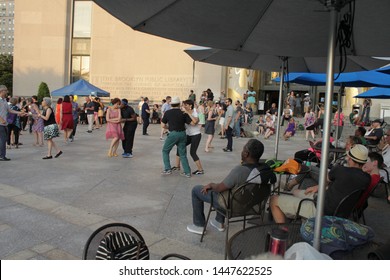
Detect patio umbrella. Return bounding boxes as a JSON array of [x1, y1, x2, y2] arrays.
[[51, 79, 110, 97], [354, 87, 390, 99], [92, 0, 390, 251], [274, 69, 390, 88]]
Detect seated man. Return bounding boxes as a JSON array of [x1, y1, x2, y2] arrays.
[[355, 126, 367, 145], [357, 152, 383, 209], [187, 139, 276, 234], [365, 119, 384, 146], [270, 144, 371, 223]]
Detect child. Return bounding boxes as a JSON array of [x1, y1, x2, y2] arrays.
[[283, 118, 296, 141]]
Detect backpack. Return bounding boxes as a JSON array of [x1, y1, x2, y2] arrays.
[[300, 216, 375, 256], [95, 231, 149, 260]]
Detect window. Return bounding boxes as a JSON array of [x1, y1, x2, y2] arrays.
[[73, 1, 92, 38], [72, 55, 90, 82]]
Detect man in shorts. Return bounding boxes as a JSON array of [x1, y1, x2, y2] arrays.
[[270, 144, 371, 223]]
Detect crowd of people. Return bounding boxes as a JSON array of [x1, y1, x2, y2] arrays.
[[2, 84, 389, 248]]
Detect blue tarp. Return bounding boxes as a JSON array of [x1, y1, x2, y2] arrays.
[[51, 79, 110, 97], [354, 87, 390, 99], [274, 69, 390, 88]]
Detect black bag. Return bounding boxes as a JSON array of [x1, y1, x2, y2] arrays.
[[96, 231, 149, 260]]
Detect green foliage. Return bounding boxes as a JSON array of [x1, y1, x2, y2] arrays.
[[0, 54, 13, 95], [37, 82, 50, 103]]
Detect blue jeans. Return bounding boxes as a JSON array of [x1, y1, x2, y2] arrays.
[[234, 121, 241, 137], [191, 185, 225, 227]]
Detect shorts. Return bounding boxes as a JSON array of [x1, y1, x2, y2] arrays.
[[278, 190, 316, 219]]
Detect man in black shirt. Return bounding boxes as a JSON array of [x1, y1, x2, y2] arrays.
[[141, 97, 151, 135], [270, 144, 371, 223], [365, 119, 384, 145], [161, 96, 192, 177], [120, 99, 137, 158]]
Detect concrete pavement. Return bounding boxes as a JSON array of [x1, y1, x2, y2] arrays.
[[0, 120, 389, 260]]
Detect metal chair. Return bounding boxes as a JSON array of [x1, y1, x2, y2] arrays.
[[82, 222, 148, 260], [295, 189, 364, 221], [200, 181, 272, 259]]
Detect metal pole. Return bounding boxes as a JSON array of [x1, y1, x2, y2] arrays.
[[274, 58, 286, 159], [313, 7, 338, 250]]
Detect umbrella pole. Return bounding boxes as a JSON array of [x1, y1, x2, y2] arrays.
[[274, 58, 286, 159], [313, 7, 338, 251]]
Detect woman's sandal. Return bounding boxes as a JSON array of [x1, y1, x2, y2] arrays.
[[55, 151, 63, 158], [42, 155, 52, 159]]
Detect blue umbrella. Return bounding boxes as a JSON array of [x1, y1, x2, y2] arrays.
[[51, 79, 110, 97], [354, 87, 390, 99], [376, 65, 390, 75], [274, 69, 390, 88]]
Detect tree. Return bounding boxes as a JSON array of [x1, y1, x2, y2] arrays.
[[0, 54, 13, 95], [37, 82, 50, 103]]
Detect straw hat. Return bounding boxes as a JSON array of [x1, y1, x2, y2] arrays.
[[171, 96, 181, 104], [347, 144, 368, 164]]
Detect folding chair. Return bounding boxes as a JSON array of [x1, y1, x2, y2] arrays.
[[82, 222, 148, 260], [200, 181, 272, 259]]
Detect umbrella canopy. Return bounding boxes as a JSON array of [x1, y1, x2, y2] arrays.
[[273, 69, 390, 88], [376, 65, 390, 75], [185, 46, 388, 73], [51, 79, 110, 97], [93, 0, 390, 57], [354, 87, 390, 99]]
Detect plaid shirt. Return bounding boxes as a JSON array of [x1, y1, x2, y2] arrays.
[[0, 97, 9, 126]]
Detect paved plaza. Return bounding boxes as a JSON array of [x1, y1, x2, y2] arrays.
[[0, 120, 389, 260]]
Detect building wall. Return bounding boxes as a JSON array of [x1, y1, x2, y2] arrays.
[[13, 0, 222, 102], [0, 0, 14, 55]]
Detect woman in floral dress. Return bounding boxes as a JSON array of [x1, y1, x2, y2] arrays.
[[105, 98, 124, 157]]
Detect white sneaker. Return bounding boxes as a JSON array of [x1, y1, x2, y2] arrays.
[[210, 218, 225, 232], [186, 224, 204, 235]]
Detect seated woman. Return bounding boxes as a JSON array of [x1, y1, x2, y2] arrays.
[[264, 115, 275, 139], [243, 103, 253, 124], [283, 118, 296, 141]]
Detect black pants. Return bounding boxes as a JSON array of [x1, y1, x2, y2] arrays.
[[122, 122, 137, 154], [71, 118, 78, 137], [142, 117, 149, 134], [226, 126, 233, 150], [7, 124, 20, 145], [176, 133, 201, 161]]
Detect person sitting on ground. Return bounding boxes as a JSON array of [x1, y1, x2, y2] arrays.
[[365, 119, 384, 146], [256, 115, 266, 135], [270, 144, 371, 223], [187, 139, 276, 234], [264, 115, 275, 139], [281, 104, 292, 126], [283, 117, 296, 141]]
